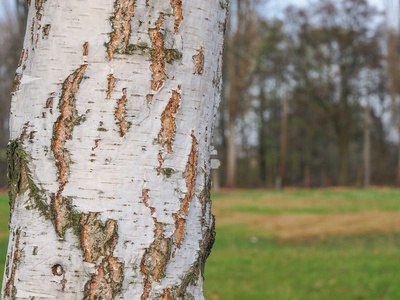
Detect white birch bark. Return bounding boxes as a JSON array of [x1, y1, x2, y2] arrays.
[[2, 0, 228, 299]]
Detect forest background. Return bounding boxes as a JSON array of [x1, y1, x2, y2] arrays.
[[0, 0, 400, 190]]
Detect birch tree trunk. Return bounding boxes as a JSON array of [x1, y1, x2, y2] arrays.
[[2, 0, 228, 299]]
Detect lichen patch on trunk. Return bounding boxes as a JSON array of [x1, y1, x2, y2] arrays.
[[51, 43, 88, 237], [7, 140, 54, 225], [7, 144, 29, 211], [115, 88, 129, 137], [149, 13, 166, 91], [52, 195, 72, 238], [107, 0, 136, 60], [192, 47, 204, 75], [81, 213, 123, 300], [170, 0, 183, 34], [158, 87, 181, 154]]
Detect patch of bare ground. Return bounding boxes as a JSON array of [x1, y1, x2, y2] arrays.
[[212, 195, 351, 211], [216, 211, 400, 241]]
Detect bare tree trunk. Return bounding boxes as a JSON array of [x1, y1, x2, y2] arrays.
[[338, 138, 349, 186], [386, 25, 400, 186], [396, 127, 400, 187], [226, 118, 236, 188], [363, 104, 371, 187], [304, 166, 311, 188], [277, 96, 288, 189], [2, 0, 228, 299]]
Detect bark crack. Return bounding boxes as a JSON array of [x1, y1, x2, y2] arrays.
[[192, 47, 204, 75]]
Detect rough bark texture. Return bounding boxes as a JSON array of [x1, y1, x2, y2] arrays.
[[2, 0, 228, 299]]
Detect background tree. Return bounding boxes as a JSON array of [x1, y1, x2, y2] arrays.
[[254, 19, 290, 187], [385, 0, 400, 185], [287, 0, 383, 185], [222, 0, 260, 188], [212, 0, 392, 188]]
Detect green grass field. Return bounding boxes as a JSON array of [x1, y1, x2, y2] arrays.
[[0, 194, 9, 287], [2, 189, 400, 299], [204, 189, 400, 300]]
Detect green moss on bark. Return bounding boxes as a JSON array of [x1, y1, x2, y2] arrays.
[[7, 141, 48, 216]]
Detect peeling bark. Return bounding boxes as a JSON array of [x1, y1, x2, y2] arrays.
[[193, 47, 204, 75], [159, 87, 181, 153], [146, 94, 154, 105], [3, 227, 21, 299], [115, 88, 129, 137], [141, 189, 173, 300], [18, 50, 25, 67], [170, 0, 183, 34], [162, 289, 171, 300], [174, 133, 198, 248], [149, 13, 166, 91], [52, 43, 88, 237], [107, 0, 136, 60], [81, 213, 123, 300], [12, 74, 22, 93], [34, 0, 44, 13], [107, 74, 115, 99], [43, 24, 51, 36], [30, 17, 35, 45]]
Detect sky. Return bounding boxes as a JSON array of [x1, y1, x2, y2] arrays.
[[0, 0, 388, 20], [261, 0, 385, 18]]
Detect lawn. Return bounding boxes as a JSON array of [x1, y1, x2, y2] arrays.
[[0, 194, 9, 287], [2, 189, 400, 299], [204, 189, 400, 300]]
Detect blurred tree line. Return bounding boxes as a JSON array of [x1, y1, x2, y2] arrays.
[[0, 0, 399, 189], [216, 0, 399, 189]]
